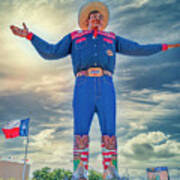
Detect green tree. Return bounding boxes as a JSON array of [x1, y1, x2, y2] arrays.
[[32, 167, 72, 180], [88, 170, 102, 180], [49, 168, 72, 180], [32, 167, 51, 180], [33, 167, 118, 180]]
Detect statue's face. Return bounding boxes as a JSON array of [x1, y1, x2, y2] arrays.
[[87, 12, 104, 30]]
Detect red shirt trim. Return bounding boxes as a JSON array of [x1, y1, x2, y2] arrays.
[[98, 31, 116, 39], [26, 32, 34, 40], [103, 38, 113, 44], [71, 30, 92, 40], [75, 37, 87, 44], [162, 44, 168, 51]]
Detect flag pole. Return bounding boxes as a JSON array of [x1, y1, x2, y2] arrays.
[[22, 122, 30, 180]]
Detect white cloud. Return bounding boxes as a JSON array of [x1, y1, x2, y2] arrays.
[[135, 0, 149, 8], [22, 73, 74, 103], [29, 127, 73, 168], [129, 122, 147, 130], [163, 82, 180, 89], [154, 140, 180, 155], [116, 88, 180, 135], [119, 131, 180, 161], [116, 0, 149, 11], [31, 129, 55, 149], [125, 131, 169, 146]]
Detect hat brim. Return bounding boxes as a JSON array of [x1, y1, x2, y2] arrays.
[[78, 2, 109, 30]]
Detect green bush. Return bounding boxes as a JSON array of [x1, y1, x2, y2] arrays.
[[32, 167, 107, 180], [88, 170, 102, 180], [32, 167, 72, 180]]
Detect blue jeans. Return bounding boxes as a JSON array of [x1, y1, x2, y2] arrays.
[[73, 75, 116, 136]]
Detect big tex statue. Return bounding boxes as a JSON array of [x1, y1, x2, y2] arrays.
[[10, 1, 180, 180]]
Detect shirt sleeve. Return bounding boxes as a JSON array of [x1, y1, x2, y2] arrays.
[[29, 33, 72, 60], [115, 35, 164, 56]]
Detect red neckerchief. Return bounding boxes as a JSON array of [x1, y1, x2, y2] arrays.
[[93, 28, 98, 38]]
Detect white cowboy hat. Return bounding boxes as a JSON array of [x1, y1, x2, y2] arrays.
[[78, 1, 109, 30]]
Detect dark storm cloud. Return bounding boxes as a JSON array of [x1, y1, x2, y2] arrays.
[[117, 109, 180, 143], [115, 48, 180, 92], [46, 101, 72, 112], [1, 147, 36, 156], [125, 98, 159, 106], [132, 143, 154, 160], [109, 0, 180, 40], [0, 91, 72, 136], [112, 0, 180, 99], [52, 126, 73, 141], [123, 143, 177, 161], [55, 126, 71, 133], [148, 113, 180, 138], [1, 140, 24, 155], [0, 93, 52, 122]]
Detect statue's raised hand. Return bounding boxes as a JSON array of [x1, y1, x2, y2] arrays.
[[168, 44, 180, 48], [10, 23, 29, 38]]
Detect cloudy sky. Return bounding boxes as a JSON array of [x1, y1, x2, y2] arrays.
[[0, 0, 180, 178]]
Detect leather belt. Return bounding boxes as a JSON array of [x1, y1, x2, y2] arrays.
[[76, 67, 112, 77]]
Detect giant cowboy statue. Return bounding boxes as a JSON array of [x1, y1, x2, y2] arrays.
[[10, 1, 180, 180]]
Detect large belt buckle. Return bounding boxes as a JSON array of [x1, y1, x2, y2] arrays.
[[87, 67, 103, 77]]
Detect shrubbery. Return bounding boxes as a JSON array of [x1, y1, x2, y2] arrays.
[[32, 167, 104, 180]]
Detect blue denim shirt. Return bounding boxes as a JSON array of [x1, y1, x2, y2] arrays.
[[30, 30, 163, 75]]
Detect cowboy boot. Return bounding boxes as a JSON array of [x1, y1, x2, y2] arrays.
[[101, 135, 121, 180], [71, 135, 89, 180]]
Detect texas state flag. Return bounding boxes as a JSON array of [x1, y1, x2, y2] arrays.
[[2, 118, 30, 139]]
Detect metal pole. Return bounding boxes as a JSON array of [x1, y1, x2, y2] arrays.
[[22, 131, 29, 180]]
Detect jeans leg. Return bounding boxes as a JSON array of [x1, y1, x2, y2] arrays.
[[72, 77, 95, 179], [73, 76, 95, 135], [95, 76, 120, 179], [96, 75, 116, 136]]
